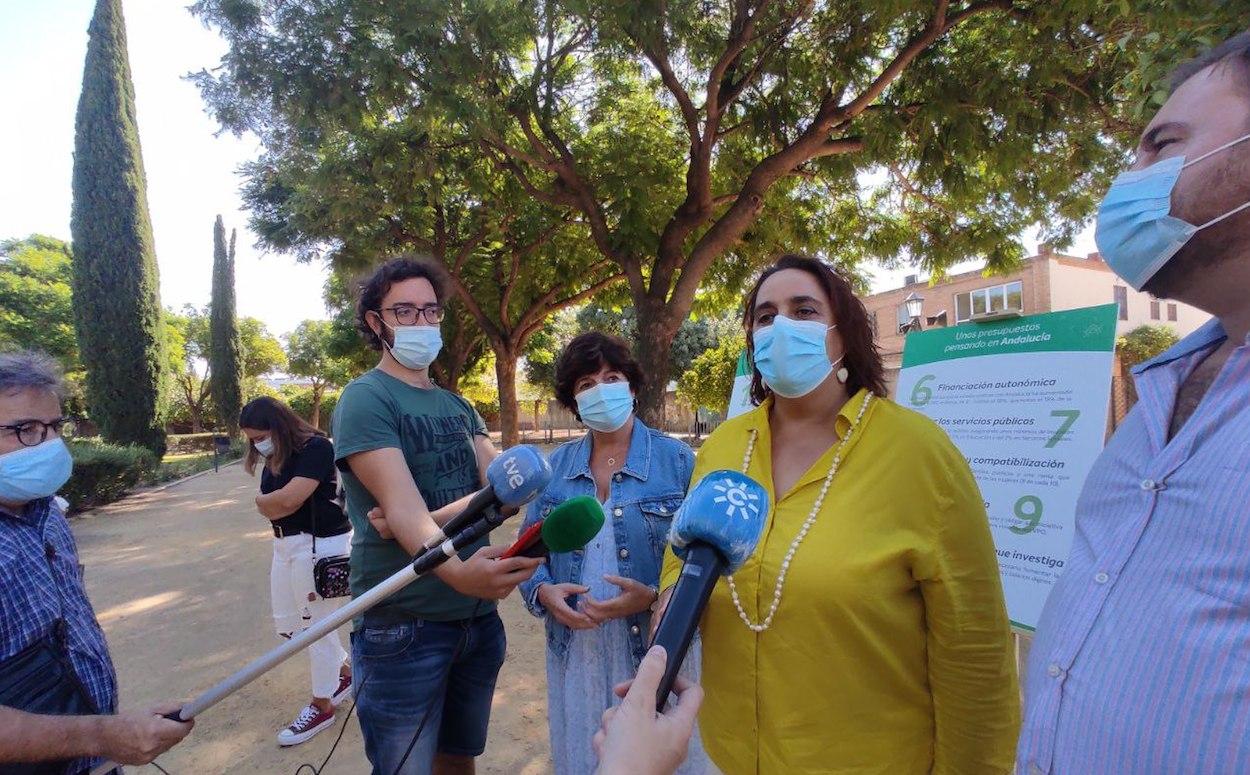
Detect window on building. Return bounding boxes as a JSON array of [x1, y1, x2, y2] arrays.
[[869, 311, 879, 340], [1167, 303, 1178, 322], [954, 281, 1024, 323], [1114, 285, 1128, 320], [1150, 299, 1160, 320], [897, 302, 912, 330]]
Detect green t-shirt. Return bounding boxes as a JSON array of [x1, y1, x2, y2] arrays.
[[332, 368, 492, 622]]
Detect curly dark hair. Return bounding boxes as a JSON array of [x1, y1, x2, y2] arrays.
[[354, 256, 449, 351], [742, 253, 887, 405], [554, 332, 645, 419]]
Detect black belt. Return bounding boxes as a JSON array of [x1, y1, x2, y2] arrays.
[[272, 524, 306, 538]]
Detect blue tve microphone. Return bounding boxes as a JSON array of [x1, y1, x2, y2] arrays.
[[419, 444, 553, 554], [652, 470, 769, 709]]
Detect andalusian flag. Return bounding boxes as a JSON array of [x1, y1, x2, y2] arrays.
[[726, 351, 754, 418]]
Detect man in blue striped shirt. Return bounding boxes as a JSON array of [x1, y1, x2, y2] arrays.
[[0, 351, 193, 774], [1019, 31, 1250, 774]]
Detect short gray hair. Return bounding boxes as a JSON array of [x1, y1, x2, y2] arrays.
[[0, 351, 65, 399]]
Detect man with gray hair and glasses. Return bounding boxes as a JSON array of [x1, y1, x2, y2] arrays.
[[0, 351, 193, 774]]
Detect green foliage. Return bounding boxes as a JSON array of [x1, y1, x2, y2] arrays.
[[70, 0, 167, 454], [166, 305, 285, 431], [0, 236, 78, 369], [677, 338, 742, 414], [63, 438, 157, 512], [1117, 324, 1180, 368], [278, 384, 341, 431], [285, 319, 353, 388], [285, 318, 354, 428], [190, 0, 1250, 424], [210, 216, 244, 433]]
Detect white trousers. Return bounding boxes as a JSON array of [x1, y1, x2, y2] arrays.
[[270, 531, 351, 698]]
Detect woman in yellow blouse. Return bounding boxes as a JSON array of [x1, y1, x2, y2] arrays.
[[655, 254, 1019, 774]]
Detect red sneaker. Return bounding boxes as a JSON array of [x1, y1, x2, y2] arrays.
[[277, 704, 335, 746], [331, 674, 353, 706]]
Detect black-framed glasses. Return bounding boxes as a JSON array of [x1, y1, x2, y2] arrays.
[[0, 418, 77, 447], [379, 304, 445, 325]]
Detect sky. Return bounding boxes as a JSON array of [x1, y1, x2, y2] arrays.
[[0, 0, 328, 339], [0, 1, 1099, 341]]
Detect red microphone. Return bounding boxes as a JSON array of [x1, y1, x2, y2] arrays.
[[499, 496, 605, 559], [501, 520, 548, 559]]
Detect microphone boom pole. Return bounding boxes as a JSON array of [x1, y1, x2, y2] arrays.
[[87, 510, 512, 775]]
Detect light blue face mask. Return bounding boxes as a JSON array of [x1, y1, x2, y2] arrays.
[[381, 319, 443, 371], [0, 437, 73, 505], [575, 381, 634, 433], [1096, 132, 1250, 291], [752, 315, 843, 398]]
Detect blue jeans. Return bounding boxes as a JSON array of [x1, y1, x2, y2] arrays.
[[351, 611, 506, 775]]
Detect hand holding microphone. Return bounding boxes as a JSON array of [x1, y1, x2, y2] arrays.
[[593, 645, 704, 775], [649, 470, 769, 710]]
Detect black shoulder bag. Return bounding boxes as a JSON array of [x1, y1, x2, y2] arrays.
[[310, 493, 351, 599]]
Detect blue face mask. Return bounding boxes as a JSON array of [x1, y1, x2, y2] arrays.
[[0, 438, 73, 505], [381, 320, 443, 371], [753, 315, 842, 399], [1096, 132, 1250, 291], [575, 381, 634, 433]]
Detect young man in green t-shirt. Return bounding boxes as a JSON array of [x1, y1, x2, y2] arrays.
[[332, 257, 542, 775]]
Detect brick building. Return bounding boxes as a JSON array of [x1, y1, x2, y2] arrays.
[[863, 245, 1210, 425]]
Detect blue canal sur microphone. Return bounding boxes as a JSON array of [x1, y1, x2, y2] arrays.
[[650, 469, 769, 709]]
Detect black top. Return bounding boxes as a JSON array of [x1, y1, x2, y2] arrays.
[[260, 435, 350, 537]]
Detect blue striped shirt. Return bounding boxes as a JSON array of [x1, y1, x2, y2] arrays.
[[1, 496, 117, 773], [1018, 318, 1250, 774]]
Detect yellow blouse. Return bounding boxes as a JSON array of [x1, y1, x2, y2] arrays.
[[662, 390, 1019, 774]]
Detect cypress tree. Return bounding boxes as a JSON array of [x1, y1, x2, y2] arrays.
[[209, 217, 243, 433], [70, 0, 167, 455]]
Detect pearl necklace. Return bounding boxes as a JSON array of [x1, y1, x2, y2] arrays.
[[727, 393, 873, 633]]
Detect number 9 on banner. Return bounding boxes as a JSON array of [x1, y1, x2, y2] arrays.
[[1010, 495, 1043, 535]]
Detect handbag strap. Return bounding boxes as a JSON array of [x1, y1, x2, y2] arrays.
[[310, 488, 317, 557]]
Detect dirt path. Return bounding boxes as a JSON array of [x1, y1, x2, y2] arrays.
[[71, 463, 552, 775]]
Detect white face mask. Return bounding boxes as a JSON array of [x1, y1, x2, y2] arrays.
[[253, 437, 275, 458]]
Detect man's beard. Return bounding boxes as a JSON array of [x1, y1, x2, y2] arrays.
[[1141, 226, 1235, 299], [1142, 152, 1250, 299]]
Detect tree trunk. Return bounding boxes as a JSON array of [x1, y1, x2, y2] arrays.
[[495, 349, 521, 449], [311, 382, 323, 430], [632, 301, 681, 429]]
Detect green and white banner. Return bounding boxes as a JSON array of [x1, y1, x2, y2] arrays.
[[896, 304, 1119, 631], [727, 351, 754, 419]]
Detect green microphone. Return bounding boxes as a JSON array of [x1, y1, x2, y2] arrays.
[[500, 495, 605, 558]]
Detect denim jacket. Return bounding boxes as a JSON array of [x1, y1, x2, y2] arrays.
[[518, 418, 695, 663]]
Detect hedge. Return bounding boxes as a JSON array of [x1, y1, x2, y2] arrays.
[[63, 439, 158, 512]]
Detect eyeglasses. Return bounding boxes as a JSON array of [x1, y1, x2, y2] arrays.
[[0, 418, 76, 448], [379, 304, 445, 326]]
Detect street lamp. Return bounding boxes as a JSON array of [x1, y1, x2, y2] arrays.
[[900, 292, 925, 334]]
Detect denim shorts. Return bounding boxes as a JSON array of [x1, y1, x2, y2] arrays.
[[351, 611, 506, 774]]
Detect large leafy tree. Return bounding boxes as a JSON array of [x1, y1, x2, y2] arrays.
[[285, 319, 354, 429], [216, 109, 622, 445], [167, 305, 286, 431], [0, 236, 78, 368], [190, 0, 1248, 422], [71, 0, 167, 453], [209, 216, 244, 433]]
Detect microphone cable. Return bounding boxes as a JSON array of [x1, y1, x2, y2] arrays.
[[390, 599, 482, 775]]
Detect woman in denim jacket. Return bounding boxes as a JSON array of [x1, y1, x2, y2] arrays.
[[519, 332, 709, 774]]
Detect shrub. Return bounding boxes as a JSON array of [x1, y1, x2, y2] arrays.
[[63, 439, 158, 512]]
